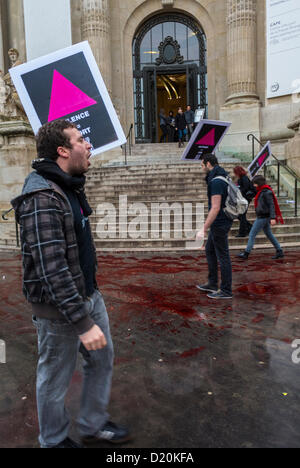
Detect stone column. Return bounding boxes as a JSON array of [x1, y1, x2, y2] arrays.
[[226, 0, 259, 104], [6, 0, 27, 63], [81, 0, 112, 95]]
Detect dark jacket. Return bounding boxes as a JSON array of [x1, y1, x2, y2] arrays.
[[184, 110, 195, 124], [206, 165, 231, 225], [11, 172, 95, 335], [159, 113, 167, 126], [175, 113, 187, 130], [255, 189, 276, 219], [238, 175, 256, 201]]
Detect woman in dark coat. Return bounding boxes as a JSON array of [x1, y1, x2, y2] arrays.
[[166, 111, 176, 142], [175, 107, 187, 148], [234, 166, 255, 237]]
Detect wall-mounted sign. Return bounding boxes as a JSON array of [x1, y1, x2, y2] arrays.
[[194, 108, 205, 123], [267, 0, 300, 98], [9, 41, 126, 155], [181, 119, 231, 161]]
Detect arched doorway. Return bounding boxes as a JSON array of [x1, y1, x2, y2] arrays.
[[132, 12, 207, 143]]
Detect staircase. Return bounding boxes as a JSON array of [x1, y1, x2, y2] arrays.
[[84, 143, 300, 252], [1, 143, 299, 253]]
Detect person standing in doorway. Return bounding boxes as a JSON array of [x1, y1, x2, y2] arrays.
[[237, 175, 284, 260], [196, 154, 233, 299], [166, 110, 176, 142], [11, 120, 131, 448], [184, 105, 195, 141], [159, 108, 168, 143], [175, 107, 188, 148]]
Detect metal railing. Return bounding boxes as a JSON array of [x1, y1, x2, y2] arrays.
[[122, 123, 134, 166], [247, 133, 300, 217], [1, 207, 19, 247]]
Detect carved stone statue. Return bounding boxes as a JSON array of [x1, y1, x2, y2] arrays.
[[2, 48, 27, 119]]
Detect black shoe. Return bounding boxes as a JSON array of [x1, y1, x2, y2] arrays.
[[235, 233, 247, 238], [207, 290, 233, 299], [196, 283, 218, 293], [82, 421, 131, 446], [237, 251, 249, 259], [52, 437, 83, 448], [272, 250, 284, 260]]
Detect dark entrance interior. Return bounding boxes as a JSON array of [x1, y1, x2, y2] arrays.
[[133, 13, 207, 143], [143, 65, 198, 143]]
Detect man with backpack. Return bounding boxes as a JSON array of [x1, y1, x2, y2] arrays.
[[196, 154, 234, 299]]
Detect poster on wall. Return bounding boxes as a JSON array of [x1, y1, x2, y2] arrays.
[[9, 41, 126, 155], [181, 119, 231, 161], [247, 141, 272, 179], [267, 0, 300, 98]]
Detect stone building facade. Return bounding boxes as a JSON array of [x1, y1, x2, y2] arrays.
[[0, 0, 299, 216]]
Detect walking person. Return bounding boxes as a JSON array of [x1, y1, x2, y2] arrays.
[[159, 108, 168, 143], [237, 175, 284, 260], [11, 120, 131, 448], [184, 105, 195, 141], [196, 154, 233, 299], [233, 166, 255, 237], [175, 107, 188, 148]]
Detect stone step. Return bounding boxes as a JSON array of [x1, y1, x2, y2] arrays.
[[92, 232, 300, 249], [93, 242, 300, 253], [86, 188, 291, 201], [1, 241, 299, 254], [88, 215, 300, 225], [87, 196, 294, 211], [104, 157, 241, 167], [89, 162, 240, 174], [86, 177, 285, 188], [90, 222, 300, 234], [90, 207, 299, 222]]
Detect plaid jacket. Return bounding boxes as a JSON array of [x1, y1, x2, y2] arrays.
[[11, 172, 95, 335]]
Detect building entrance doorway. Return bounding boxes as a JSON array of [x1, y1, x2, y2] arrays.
[[143, 65, 198, 143], [133, 13, 207, 143]]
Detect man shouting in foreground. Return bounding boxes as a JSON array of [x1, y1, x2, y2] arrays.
[[12, 120, 130, 448]]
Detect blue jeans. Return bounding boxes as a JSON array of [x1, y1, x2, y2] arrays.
[[205, 222, 233, 295], [178, 128, 187, 140], [246, 218, 282, 253], [33, 290, 114, 448]]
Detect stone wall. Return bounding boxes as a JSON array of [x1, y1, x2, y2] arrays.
[[0, 121, 36, 212]]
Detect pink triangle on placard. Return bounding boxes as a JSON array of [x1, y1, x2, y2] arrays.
[[258, 151, 268, 166], [196, 128, 215, 146], [48, 70, 97, 122]]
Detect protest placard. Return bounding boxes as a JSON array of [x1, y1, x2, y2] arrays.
[[9, 41, 126, 155], [181, 119, 231, 161], [247, 141, 271, 179]]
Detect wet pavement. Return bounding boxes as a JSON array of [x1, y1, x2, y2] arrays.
[[0, 250, 300, 448]]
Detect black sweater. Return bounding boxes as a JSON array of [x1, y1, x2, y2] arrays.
[[175, 113, 187, 130]]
